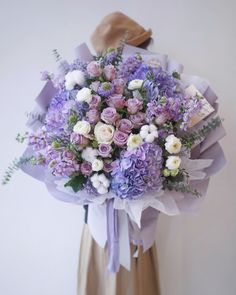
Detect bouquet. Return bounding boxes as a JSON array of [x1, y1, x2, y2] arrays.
[[2, 42, 226, 272]]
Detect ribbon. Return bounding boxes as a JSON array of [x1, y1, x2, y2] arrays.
[[106, 199, 120, 273]]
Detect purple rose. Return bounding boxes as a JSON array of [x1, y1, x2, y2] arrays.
[[89, 95, 101, 108], [101, 107, 120, 124], [86, 109, 100, 124], [70, 133, 89, 147], [126, 98, 143, 114], [103, 160, 115, 173], [129, 112, 145, 128], [98, 144, 112, 158], [90, 81, 101, 92], [87, 61, 102, 77], [81, 162, 92, 176], [62, 150, 76, 161], [113, 78, 125, 94], [116, 119, 133, 134], [113, 131, 128, 147], [103, 65, 117, 81], [106, 94, 126, 109]]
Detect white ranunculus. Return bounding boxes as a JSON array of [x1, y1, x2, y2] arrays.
[[94, 122, 115, 144], [166, 156, 181, 170], [76, 87, 92, 103], [128, 79, 144, 90], [165, 134, 182, 154], [91, 173, 110, 195], [73, 120, 91, 136], [81, 147, 98, 163], [127, 134, 143, 150], [92, 159, 104, 172], [65, 70, 85, 90]]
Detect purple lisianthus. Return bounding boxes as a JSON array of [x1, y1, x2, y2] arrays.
[[98, 144, 112, 158], [116, 119, 133, 134], [113, 78, 125, 94], [126, 98, 143, 114], [101, 107, 120, 124], [62, 150, 76, 162], [113, 131, 128, 147], [87, 61, 102, 77], [111, 143, 163, 199], [103, 64, 117, 81], [106, 94, 126, 109], [129, 112, 145, 128], [90, 81, 101, 92], [81, 161, 92, 176], [86, 109, 100, 124]]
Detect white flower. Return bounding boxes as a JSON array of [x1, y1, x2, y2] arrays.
[[76, 87, 92, 104], [92, 159, 104, 172], [165, 135, 182, 154], [128, 79, 143, 90], [127, 134, 143, 150], [81, 147, 98, 163], [140, 124, 158, 143], [91, 173, 110, 194], [73, 120, 91, 137], [65, 70, 85, 90], [94, 122, 115, 144], [166, 156, 181, 170]]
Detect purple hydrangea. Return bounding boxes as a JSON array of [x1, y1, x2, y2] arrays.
[[111, 143, 163, 199]]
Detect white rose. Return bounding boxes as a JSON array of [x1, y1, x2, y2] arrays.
[[81, 147, 98, 163], [165, 135, 182, 154], [94, 122, 115, 144], [128, 79, 143, 90], [127, 134, 143, 150], [73, 120, 91, 137], [166, 156, 181, 170], [91, 173, 110, 194], [92, 159, 104, 172], [65, 70, 85, 90], [76, 87, 92, 103]]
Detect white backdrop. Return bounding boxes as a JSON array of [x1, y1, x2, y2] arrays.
[[0, 0, 235, 294]]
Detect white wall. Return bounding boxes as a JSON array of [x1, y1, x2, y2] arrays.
[[0, 0, 235, 294]]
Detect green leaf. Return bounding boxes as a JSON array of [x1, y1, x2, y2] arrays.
[[172, 71, 181, 80], [64, 175, 87, 193]]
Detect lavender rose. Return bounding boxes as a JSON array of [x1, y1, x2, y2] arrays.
[[113, 131, 128, 147], [127, 98, 143, 114], [103, 160, 115, 173], [101, 107, 120, 124], [81, 162, 92, 176], [98, 144, 112, 158], [87, 61, 102, 77], [106, 94, 126, 109], [103, 65, 117, 81], [130, 112, 146, 128], [116, 119, 133, 134], [86, 109, 100, 124], [70, 132, 89, 147], [89, 95, 101, 109], [113, 78, 125, 94]]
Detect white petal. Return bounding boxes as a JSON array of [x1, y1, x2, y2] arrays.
[[149, 124, 157, 132], [145, 134, 155, 143]]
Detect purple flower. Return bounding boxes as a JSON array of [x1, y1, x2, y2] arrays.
[[101, 107, 119, 124], [89, 95, 101, 109], [98, 82, 115, 97], [113, 131, 128, 147], [106, 94, 126, 109], [86, 109, 100, 124], [111, 143, 163, 199], [116, 119, 133, 134], [129, 112, 145, 128], [98, 144, 112, 158], [87, 61, 102, 77], [103, 160, 115, 173], [90, 81, 101, 92], [113, 78, 125, 94], [126, 98, 143, 114], [28, 129, 47, 150], [70, 132, 89, 147], [103, 64, 117, 81], [81, 162, 92, 176]]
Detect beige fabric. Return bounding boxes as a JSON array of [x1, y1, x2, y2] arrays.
[[77, 224, 161, 295], [91, 11, 152, 54]]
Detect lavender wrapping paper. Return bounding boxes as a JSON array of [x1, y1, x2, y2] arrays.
[[21, 43, 226, 271]]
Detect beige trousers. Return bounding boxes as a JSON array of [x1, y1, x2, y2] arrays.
[[77, 224, 161, 295]]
